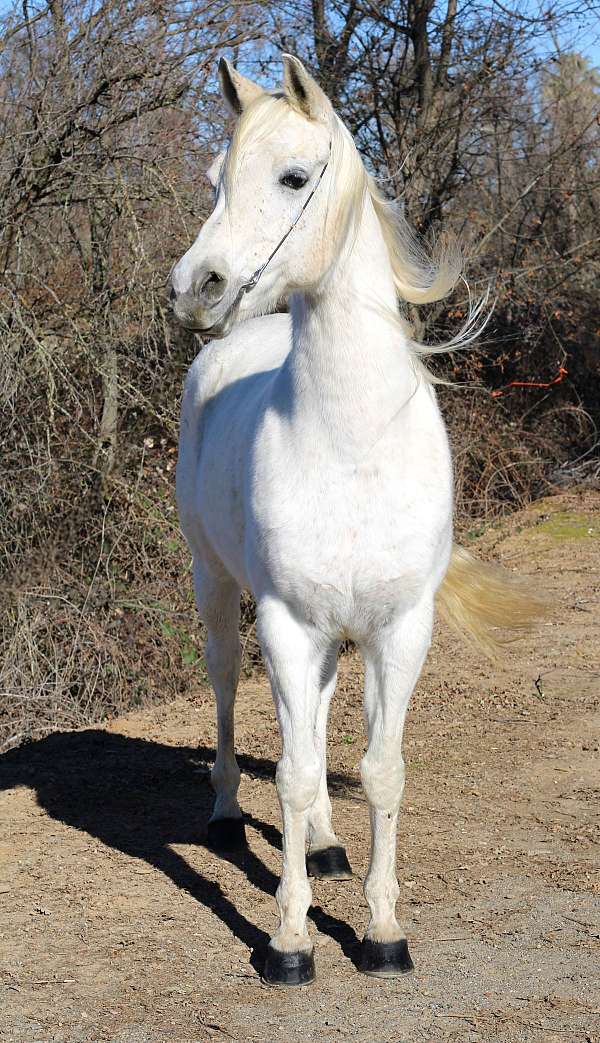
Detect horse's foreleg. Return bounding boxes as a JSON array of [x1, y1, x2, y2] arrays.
[[358, 595, 434, 977], [257, 598, 322, 986], [194, 562, 244, 850], [306, 644, 353, 880]]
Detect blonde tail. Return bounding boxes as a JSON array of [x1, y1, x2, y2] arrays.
[[436, 544, 547, 659]]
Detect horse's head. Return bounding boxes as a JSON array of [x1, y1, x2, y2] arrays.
[[169, 56, 360, 338]]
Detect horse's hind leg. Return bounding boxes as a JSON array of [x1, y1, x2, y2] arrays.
[[306, 643, 353, 881], [194, 560, 245, 851], [358, 594, 434, 977]]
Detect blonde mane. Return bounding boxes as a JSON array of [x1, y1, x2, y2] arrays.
[[367, 179, 461, 305]]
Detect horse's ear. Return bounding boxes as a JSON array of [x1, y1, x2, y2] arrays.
[[282, 54, 332, 123], [218, 58, 263, 116]]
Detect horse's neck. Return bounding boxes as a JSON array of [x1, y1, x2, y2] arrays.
[[285, 197, 416, 453]]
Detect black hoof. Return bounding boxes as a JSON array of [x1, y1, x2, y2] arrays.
[[206, 817, 247, 851], [358, 937, 414, 978], [306, 846, 353, 880], [262, 944, 315, 987]]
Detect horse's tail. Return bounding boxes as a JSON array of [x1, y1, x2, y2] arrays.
[[436, 543, 547, 659]]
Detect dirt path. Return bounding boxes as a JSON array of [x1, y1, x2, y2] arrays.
[[1, 491, 599, 1043]]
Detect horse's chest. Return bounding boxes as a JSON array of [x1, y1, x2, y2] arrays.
[[248, 438, 450, 628]]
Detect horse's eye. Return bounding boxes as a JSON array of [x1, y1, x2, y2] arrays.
[[279, 171, 308, 190]]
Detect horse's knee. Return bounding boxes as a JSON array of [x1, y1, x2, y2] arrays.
[[276, 753, 321, 813], [194, 564, 239, 631], [205, 629, 240, 676], [360, 751, 405, 812]]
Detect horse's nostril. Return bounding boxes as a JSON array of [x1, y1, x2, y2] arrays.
[[199, 270, 226, 303], [169, 286, 177, 302], [204, 271, 227, 292]]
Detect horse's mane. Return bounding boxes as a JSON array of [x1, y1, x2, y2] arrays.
[[367, 178, 461, 305]]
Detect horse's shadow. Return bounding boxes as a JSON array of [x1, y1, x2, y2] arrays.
[[0, 728, 362, 973]]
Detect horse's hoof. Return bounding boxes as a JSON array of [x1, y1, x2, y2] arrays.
[[358, 937, 414, 977], [206, 817, 247, 851], [262, 944, 315, 987], [306, 845, 353, 879]]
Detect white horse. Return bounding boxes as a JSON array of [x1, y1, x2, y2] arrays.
[[170, 56, 539, 986]]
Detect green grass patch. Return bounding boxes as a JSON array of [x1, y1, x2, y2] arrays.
[[536, 511, 598, 541]]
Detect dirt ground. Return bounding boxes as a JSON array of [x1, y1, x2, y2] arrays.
[[1, 490, 599, 1043]]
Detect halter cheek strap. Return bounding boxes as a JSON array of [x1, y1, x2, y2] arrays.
[[239, 139, 332, 296]]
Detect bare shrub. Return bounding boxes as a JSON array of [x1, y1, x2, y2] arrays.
[[0, 0, 262, 750], [1, 0, 599, 750]]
